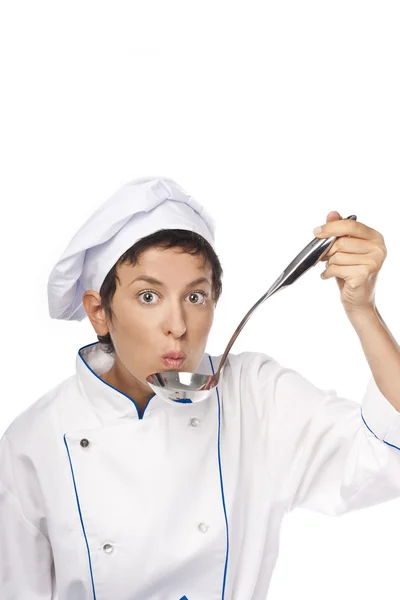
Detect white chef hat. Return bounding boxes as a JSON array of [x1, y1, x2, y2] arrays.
[[47, 176, 216, 322]]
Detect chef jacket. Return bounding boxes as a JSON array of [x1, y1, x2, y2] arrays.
[[1, 340, 400, 600]]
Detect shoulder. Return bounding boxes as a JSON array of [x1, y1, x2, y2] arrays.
[[209, 350, 291, 418], [210, 349, 285, 382], [211, 349, 330, 417], [222, 350, 336, 404], [1, 375, 75, 451]]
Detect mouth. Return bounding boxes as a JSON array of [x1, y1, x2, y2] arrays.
[[161, 356, 186, 370]]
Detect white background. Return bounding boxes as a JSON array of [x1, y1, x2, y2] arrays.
[[1, 1, 399, 598]]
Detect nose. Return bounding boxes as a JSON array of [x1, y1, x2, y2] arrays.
[[163, 301, 187, 338]]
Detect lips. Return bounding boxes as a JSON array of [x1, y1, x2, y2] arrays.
[[161, 351, 186, 370], [161, 356, 186, 369], [162, 351, 186, 360]]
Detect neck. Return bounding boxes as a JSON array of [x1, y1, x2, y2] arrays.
[[101, 359, 154, 413]]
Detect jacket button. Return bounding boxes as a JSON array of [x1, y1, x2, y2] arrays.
[[80, 439, 90, 448], [189, 418, 200, 427], [102, 543, 113, 553], [198, 523, 209, 533]]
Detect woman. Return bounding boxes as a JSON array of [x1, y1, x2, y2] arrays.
[[1, 176, 400, 599]]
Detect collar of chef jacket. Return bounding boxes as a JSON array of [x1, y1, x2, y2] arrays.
[[76, 341, 218, 421]]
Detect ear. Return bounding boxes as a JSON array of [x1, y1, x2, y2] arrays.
[[82, 290, 109, 336]]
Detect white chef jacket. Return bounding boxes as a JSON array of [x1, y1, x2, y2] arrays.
[[1, 341, 400, 600]]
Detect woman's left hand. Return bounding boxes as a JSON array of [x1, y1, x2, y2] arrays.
[[313, 211, 387, 313]]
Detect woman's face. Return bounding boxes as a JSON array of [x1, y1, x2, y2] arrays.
[[104, 247, 215, 389]]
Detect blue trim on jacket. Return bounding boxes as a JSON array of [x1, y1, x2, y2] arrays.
[[63, 434, 97, 599], [209, 354, 229, 599], [361, 407, 400, 450]]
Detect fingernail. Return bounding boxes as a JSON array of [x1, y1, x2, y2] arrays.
[[313, 226, 323, 234]]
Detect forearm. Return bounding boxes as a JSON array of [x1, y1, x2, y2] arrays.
[[346, 305, 400, 412]]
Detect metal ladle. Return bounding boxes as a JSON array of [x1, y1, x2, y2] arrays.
[[146, 214, 357, 405]]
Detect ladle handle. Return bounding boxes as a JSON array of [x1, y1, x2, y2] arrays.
[[215, 214, 357, 377]]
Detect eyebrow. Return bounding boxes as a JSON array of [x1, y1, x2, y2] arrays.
[[129, 276, 212, 288]]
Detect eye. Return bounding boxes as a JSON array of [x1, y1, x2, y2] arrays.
[[138, 290, 158, 304], [187, 291, 208, 305], [138, 290, 208, 306]]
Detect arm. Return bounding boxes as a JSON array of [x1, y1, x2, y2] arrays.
[[346, 304, 400, 412], [269, 359, 400, 516], [249, 349, 400, 517], [262, 215, 400, 515], [0, 433, 56, 599], [279, 305, 400, 516]]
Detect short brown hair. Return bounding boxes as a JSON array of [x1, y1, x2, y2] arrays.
[[97, 228, 223, 355]]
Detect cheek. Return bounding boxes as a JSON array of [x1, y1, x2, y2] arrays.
[[111, 313, 153, 364], [109, 300, 147, 337], [191, 307, 214, 334]]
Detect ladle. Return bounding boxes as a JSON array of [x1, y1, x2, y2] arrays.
[[146, 215, 357, 404]]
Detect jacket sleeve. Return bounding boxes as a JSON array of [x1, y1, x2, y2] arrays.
[[254, 354, 400, 516], [0, 432, 56, 599]]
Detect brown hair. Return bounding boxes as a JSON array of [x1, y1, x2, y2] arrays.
[[97, 228, 223, 355]]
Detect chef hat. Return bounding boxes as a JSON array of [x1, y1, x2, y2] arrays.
[[47, 176, 216, 322]]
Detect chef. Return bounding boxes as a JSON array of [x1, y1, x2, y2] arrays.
[[1, 176, 400, 600]]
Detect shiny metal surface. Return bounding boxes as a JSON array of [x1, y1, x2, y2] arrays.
[[146, 215, 357, 405]]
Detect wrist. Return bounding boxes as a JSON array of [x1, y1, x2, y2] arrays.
[[344, 303, 379, 330]]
